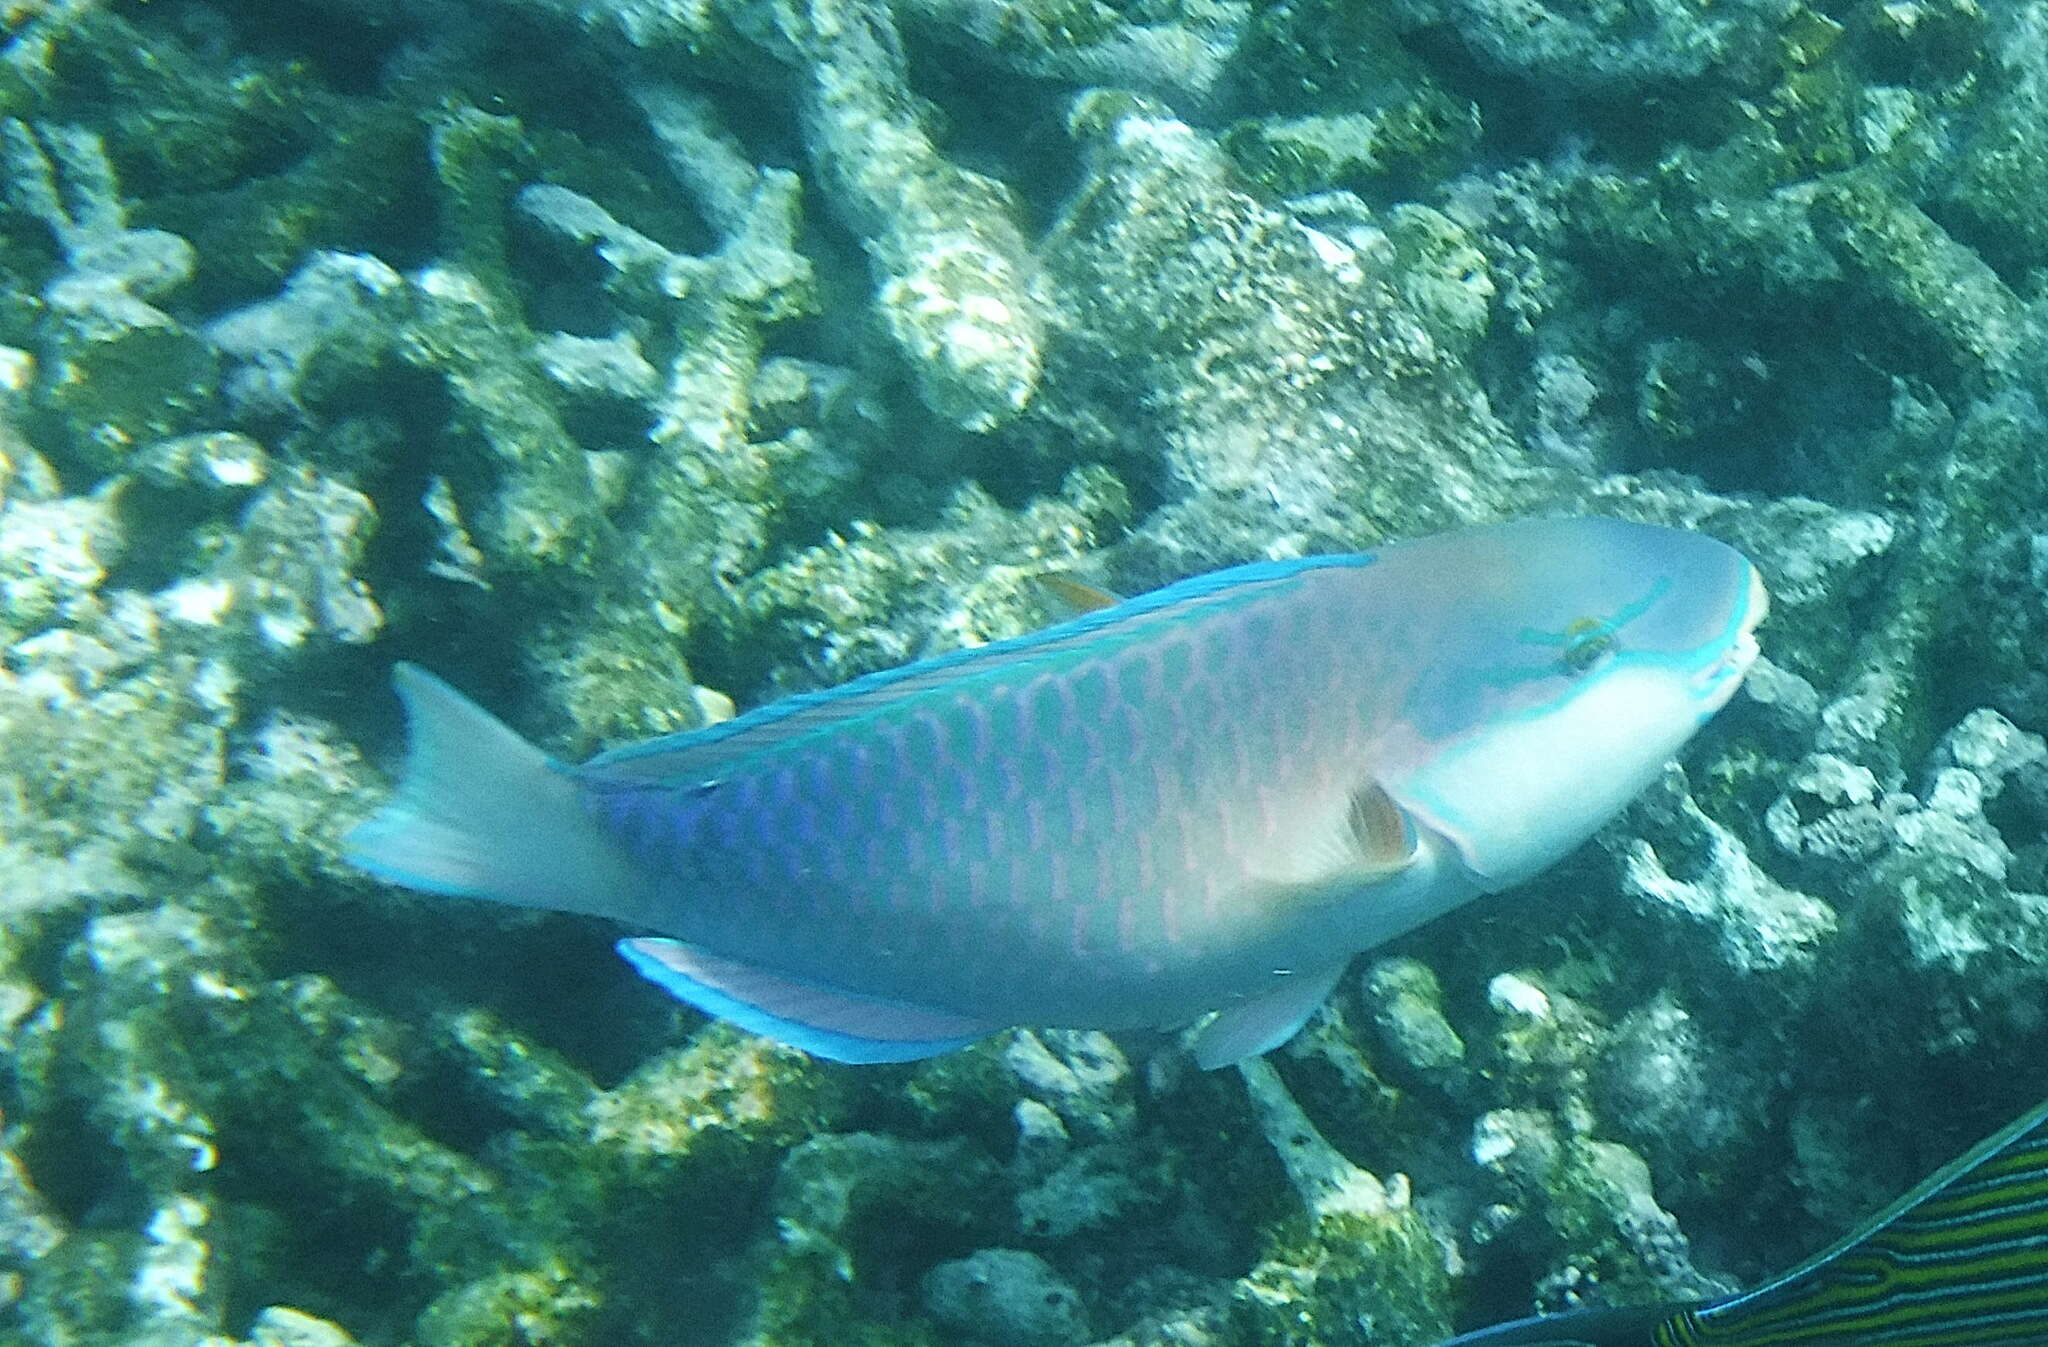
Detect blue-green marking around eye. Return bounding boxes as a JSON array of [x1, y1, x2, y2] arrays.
[[1410, 579, 1673, 731], [1514, 579, 1670, 661], [1395, 566, 1754, 851]]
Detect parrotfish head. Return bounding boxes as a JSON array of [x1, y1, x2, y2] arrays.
[[1373, 516, 1767, 890]]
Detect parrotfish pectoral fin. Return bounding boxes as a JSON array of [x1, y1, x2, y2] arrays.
[[1190, 964, 1345, 1069], [1347, 780, 1422, 879], [616, 937, 997, 1063], [343, 664, 641, 919]]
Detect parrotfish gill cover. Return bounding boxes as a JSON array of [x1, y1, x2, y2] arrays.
[[344, 516, 1767, 1068]]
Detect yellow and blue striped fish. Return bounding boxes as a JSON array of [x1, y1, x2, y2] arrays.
[[344, 517, 1764, 1067], [1440, 1093, 2048, 1347]]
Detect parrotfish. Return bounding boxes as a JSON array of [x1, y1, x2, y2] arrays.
[[344, 516, 1765, 1068], [1435, 1091, 2048, 1347]]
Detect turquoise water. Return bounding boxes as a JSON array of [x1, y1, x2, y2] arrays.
[[4, 0, 2048, 1343]]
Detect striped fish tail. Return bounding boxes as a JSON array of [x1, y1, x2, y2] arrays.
[[1693, 1098, 2048, 1347]]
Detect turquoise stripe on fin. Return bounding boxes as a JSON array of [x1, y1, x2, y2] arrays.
[[616, 938, 995, 1063], [580, 554, 1376, 788]]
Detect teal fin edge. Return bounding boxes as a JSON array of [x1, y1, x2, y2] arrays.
[[616, 938, 992, 1064]]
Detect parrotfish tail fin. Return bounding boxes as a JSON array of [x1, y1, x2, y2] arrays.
[[344, 664, 635, 919], [1428, 1302, 1694, 1347]]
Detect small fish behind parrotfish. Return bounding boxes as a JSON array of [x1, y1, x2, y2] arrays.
[[1432, 1089, 2048, 1347], [344, 516, 1767, 1068]]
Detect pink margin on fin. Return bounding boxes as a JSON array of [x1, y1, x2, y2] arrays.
[[617, 937, 995, 1064]]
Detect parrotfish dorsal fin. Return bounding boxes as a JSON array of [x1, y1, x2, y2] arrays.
[[578, 555, 1373, 788]]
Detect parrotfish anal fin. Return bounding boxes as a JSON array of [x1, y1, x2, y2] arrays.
[[1190, 964, 1345, 1069], [1032, 572, 1122, 618], [577, 554, 1375, 788], [616, 938, 996, 1063], [1427, 1302, 1692, 1347]]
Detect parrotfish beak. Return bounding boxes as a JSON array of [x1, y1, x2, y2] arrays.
[[1693, 564, 1769, 714]]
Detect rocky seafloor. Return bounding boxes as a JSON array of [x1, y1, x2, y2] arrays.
[[6, 0, 2048, 1343]]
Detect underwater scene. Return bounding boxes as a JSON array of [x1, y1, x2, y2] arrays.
[[9, 0, 2048, 1342]]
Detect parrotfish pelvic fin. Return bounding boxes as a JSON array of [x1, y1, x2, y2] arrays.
[[617, 938, 996, 1063], [1191, 964, 1345, 1069], [343, 664, 642, 919]]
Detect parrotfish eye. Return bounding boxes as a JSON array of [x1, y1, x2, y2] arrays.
[[1559, 617, 1616, 675]]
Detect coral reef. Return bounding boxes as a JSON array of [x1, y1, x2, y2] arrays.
[[6, 0, 2048, 1343]]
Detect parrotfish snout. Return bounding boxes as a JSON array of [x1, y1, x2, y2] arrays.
[[345, 516, 1766, 1068]]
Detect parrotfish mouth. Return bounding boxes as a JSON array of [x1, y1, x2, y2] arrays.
[[1693, 564, 1770, 713]]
